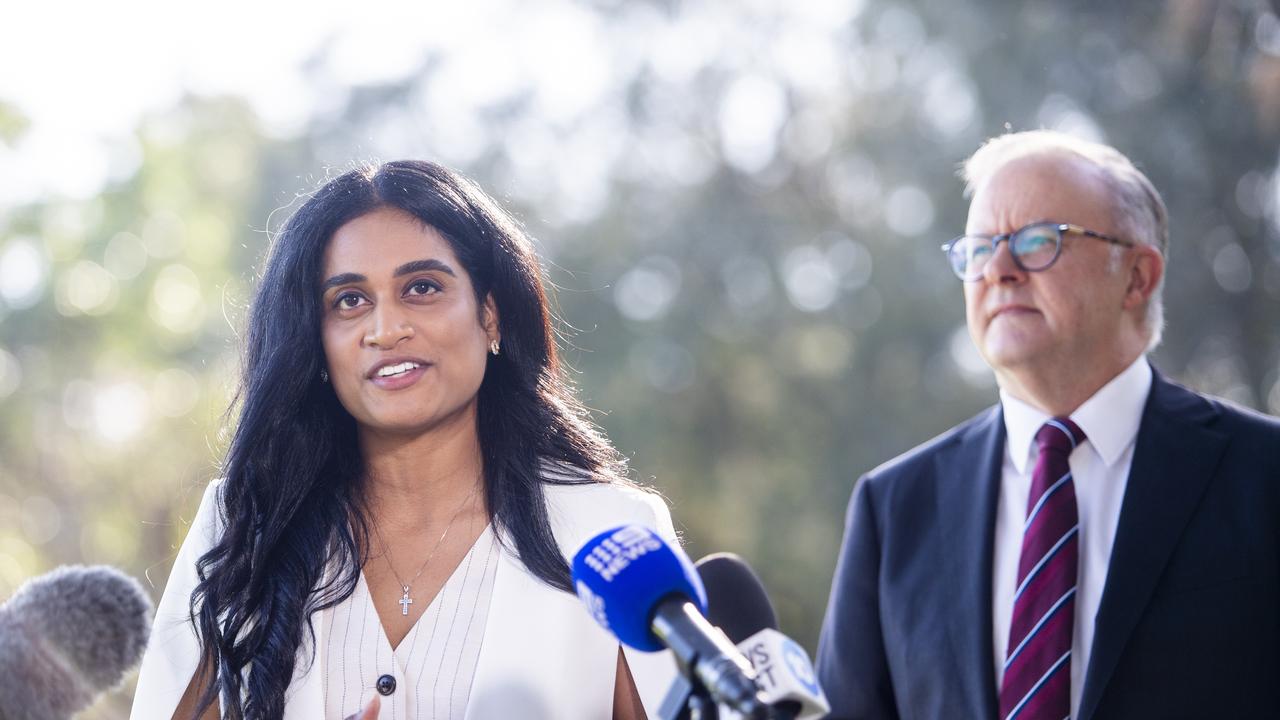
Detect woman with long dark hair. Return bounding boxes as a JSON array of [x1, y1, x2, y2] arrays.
[[131, 161, 677, 719]]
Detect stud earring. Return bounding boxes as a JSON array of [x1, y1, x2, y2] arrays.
[[489, 339, 500, 356], [320, 369, 329, 383]]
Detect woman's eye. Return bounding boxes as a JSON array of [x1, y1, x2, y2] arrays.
[[335, 292, 365, 309], [407, 279, 440, 296]]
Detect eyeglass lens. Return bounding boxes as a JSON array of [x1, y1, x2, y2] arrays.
[[951, 224, 1061, 278]]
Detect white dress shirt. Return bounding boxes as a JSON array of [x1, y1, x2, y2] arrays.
[[991, 357, 1153, 718], [323, 526, 499, 720]]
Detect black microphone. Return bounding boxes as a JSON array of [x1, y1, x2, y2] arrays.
[[0, 565, 153, 720], [696, 553, 777, 641], [696, 554, 830, 720]]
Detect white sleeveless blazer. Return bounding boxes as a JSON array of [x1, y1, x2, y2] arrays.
[[131, 474, 679, 719]]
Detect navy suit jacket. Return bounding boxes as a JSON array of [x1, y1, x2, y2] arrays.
[[816, 369, 1280, 719]]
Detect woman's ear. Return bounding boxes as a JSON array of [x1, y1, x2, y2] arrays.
[[482, 293, 501, 346]]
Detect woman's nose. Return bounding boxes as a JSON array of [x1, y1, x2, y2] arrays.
[[362, 307, 416, 348]]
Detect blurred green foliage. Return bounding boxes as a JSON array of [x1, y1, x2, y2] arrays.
[[1, 1, 1279, 716]]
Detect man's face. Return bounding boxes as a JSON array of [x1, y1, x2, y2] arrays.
[[963, 153, 1133, 377]]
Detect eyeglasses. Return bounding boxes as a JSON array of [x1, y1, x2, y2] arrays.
[[941, 221, 1135, 282]]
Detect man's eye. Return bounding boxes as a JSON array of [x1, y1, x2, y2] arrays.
[[1018, 233, 1053, 252]]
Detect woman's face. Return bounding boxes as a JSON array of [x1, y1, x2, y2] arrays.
[[319, 206, 498, 438]]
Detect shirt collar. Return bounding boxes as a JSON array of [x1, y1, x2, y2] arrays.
[[1000, 356, 1153, 474]]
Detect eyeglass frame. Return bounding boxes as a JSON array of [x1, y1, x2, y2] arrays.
[[940, 221, 1136, 282]]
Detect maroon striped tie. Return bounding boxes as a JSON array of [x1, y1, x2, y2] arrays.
[[998, 418, 1084, 720]]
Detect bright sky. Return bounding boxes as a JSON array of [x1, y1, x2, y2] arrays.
[[1, 0, 879, 210], [0, 0, 613, 201]]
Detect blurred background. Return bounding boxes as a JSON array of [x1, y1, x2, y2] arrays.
[[2, 0, 1279, 714]]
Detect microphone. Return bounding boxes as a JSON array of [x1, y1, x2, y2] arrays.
[[0, 565, 153, 720], [696, 553, 776, 641], [696, 554, 830, 720], [571, 525, 768, 718]]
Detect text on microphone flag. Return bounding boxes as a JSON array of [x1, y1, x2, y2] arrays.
[[583, 525, 664, 582], [575, 580, 609, 629], [738, 629, 824, 699]]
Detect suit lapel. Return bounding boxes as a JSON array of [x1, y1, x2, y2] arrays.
[[936, 406, 1004, 720], [1077, 373, 1228, 720]]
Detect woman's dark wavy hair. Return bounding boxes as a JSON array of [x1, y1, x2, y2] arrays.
[[188, 160, 627, 718]]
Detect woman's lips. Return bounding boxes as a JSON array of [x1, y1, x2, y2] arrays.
[[368, 364, 429, 390]]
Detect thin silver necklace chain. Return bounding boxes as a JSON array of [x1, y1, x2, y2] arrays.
[[372, 481, 480, 617]]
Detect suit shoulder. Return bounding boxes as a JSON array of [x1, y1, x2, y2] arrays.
[[1205, 395, 1280, 435], [863, 406, 998, 486], [1200, 394, 1280, 470], [1159, 375, 1280, 437]]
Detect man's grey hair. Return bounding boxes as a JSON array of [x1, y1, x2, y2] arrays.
[[960, 130, 1169, 350]]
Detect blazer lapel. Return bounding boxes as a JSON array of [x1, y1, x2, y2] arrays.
[[463, 534, 536, 720], [936, 406, 1004, 720], [282, 624, 326, 719], [282, 566, 332, 719], [1077, 372, 1228, 720]]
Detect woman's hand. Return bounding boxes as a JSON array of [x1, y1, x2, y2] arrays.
[[344, 695, 381, 720]]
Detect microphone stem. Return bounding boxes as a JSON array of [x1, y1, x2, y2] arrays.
[[651, 599, 769, 718]]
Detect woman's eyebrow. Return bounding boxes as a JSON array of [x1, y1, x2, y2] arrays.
[[321, 272, 365, 293], [394, 258, 456, 278], [321, 260, 456, 293]]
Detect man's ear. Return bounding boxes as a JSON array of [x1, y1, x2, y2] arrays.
[[1124, 245, 1164, 310]]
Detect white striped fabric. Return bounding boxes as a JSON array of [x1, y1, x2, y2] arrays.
[[322, 525, 499, 720]]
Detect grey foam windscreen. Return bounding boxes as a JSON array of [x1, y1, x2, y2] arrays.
[[0, 565, 153, 720]]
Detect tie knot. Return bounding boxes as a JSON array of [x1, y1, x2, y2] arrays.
[[1036, 417, 1084, 454]]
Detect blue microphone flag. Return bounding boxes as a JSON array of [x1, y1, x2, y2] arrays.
[[571, 524, 708, 652]]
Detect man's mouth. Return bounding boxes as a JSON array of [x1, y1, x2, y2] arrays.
[[991, 304, 1037, 320]]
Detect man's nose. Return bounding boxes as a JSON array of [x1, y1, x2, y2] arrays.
[[982, 239, 1026, 285]]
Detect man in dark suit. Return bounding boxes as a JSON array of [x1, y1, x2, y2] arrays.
[[816, 130, 1280, 720]]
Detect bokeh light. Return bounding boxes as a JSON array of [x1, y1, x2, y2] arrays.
[[783, 245, 840, 312], [615, 256, 681, 322], [0, 237, 48, 308], [20, 495, 61, 546], [92, 382, 151, 444], [56, 260, 118, 316], [151, 367, 200, 418], [103, 232, 148, 280], [148, 263, 205, 334], [884, 185, 935, 237], [0, 348, 20, 400], [719, 74, 790, 174]]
